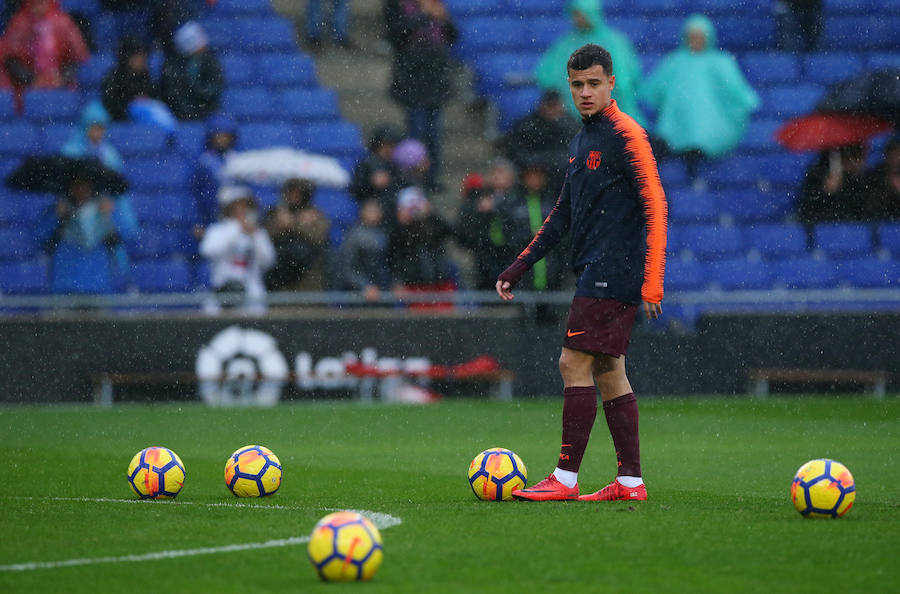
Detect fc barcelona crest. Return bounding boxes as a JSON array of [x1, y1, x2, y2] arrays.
[[586, 150, 602, 170]]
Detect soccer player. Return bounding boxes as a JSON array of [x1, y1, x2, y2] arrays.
[[496, 44, 667, 502]]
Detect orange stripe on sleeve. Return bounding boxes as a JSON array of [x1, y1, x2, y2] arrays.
[[609, 108, 668, 303]]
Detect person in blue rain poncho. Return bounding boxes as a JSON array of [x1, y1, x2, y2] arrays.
[[535, 0, 643, 125], [639, 14, 759, 185]]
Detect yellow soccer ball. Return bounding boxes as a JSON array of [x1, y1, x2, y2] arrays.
[[127, 447, 185, 499], [224, 445, 282, 497], [307, 511, 384, 581], [467, 447, 527, 501], [791, 458, 855, 518]]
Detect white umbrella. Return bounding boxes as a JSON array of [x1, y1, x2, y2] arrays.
[[223, 146, 350, 188]]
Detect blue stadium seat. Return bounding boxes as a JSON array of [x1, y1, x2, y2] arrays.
[[473, 52, 541, 93], [878, 223, 900, 254], [763, 84, 825, 119], [628, 0, 682, 15], [840, 256, 900, 288], [802, 53, 864, 86], [495, 87, 543, 131], [706, 257, 774, 290], [0, 228, 38, 261], [739, 119, 781, 152], [717, 17, 776, 50], [613, 16, 682, 52], [0, 259, 48, 294], [214, 0, 273, 15], [744, 223, 808, 258], [507, 0, 568, 16], [824, 0, 879, 13], [127, 226, 190, 260], [257, 54, 318, 88], [224, 89, 278, 121], [0, 91, 14, 120], [23, 90, 81, 122], [125, 159, 189, 191], [107, 124, 170, 157], [175, 122, 208, 156], [676, 224, 744, 260], [824, 17, 893, 50], [0, 122, 38, 156], [444, 0, 503, 17], [813, 223, 873, 258], [1, 193, 55, 226], [279, 89, 340, 122], [313, 188, 359, 246], [77, 53, 115, 91], [131, 193, 194, 226], [718, 189, 796, 223], [237, 123, 302, 150], [667, 189, 719, 224], [300, 122, 363, 158], [41, 123, 75, 152], [523, 17, 571, 51], [456, 18, 526, 55], [740, 53, 801, 87], [867, 52, 900, 70], [132, 259, 192, 293], [774, 257, 840, 289], [221, 54, 259, 87], [60, 0, 100, 16], [657, 159, 689, 188], [690, 0, 765, 14], [241, 17, 299, 52], [200, 17, 236, 51], [664, 258, 706, 291]]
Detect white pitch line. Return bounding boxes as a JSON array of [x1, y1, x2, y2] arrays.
[[1, 497, 402, 573]]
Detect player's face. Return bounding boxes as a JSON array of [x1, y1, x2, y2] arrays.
[[567, 65, 615, 118]]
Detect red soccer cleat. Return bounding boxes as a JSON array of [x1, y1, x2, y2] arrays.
[[579, 479, 647, 501], [512, 475, 579, 501]]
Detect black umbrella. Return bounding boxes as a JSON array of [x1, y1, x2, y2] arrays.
[[817, 67, 900, 125], [5, 155, 129, 196]]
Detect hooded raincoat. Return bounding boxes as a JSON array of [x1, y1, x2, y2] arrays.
[[639, 14, 759, 158], [534, 0, 643, 124]]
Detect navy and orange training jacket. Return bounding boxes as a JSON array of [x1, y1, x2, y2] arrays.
[[510, 100, 667, 305]]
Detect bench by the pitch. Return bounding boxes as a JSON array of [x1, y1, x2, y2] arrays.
[[747, 368, 890, 397]]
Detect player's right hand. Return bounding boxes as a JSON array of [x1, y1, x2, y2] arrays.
[[496, 280, 514, 301]]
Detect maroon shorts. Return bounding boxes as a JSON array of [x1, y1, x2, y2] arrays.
[[563, 297, 638, 357]]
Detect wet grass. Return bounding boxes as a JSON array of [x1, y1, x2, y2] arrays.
[[1, 396, 898, 593]]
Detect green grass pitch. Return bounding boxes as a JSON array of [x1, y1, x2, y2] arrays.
[[1, 396, 898, 593]]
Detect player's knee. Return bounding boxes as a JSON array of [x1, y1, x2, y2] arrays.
[[558, 350, 589, 378]]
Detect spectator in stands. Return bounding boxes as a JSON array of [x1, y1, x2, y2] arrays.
[[36, 168, 138, 294], [0, 2, 20, 31], [499, 159, 567, 295], [338, 198, 392, 301], [305, 0, 351, 51], [61, 100, 124, 172], [159, 21, 223, 120], [100, 35, 156, 121], [774, 0, 822, 53], [384, 0, 458, 191], [350, 125, 405, 209], [0, 0, 89, 93], [190, 113, 237, 238], [454, 183, 508, 291], [501, 90, 580, 189], [100, 0, 210, 54], [639, 14, 759, 189], [797, 144, 869, 224], [392, 137, 431, 192], [264, 178, 331, 292], [863, 137, 900, 221], [535, 0, 643, 124], [199, 185, 276, 315], [388, 185, 457, 296]]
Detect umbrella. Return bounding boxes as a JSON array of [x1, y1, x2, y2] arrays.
[[6, 155, 129, 195], [223, 147, 350, 189], [776, 112, 893, 152], [817, 67, 900, 125]]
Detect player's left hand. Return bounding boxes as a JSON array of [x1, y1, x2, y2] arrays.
[[642, 301, 662, 320]]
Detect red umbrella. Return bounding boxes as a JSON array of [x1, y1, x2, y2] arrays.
[[776, 112, 893, 152]]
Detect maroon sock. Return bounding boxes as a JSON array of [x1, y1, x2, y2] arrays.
[[557, 386, 598, 473], [603, 392, 641, 477]]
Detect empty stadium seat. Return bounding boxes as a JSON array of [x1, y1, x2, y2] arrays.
[[0, 91, 14, 120], [744, 223, 809, 258], [840, 256, 900, 288], [664, 257, 706, 291], [676, 224, 745, 260], [23, 90, 81, 122], [473, 52, 541, 93], [237, 123, 302, 150], [215, 0, 274, 15], [77, 53, 116, 91], [313, 188, 359, 246], [41, 123, 75, 152], [774, 257, 840, 289], [867, 52, 900, 69], [224, 88, 278, 121], [221, 54, 259, 87], [667, 189, 719, 224], [507, 0, 568, 16], [106, 124, 170, 157], [813, 223, 873, 258], [132, 259, 192, 293], [60, 0, 100, 16], [258, 54, 318, 88], [718, 189, 796, 223], [802, 53, 864, 86], [300, 122, 363, 158], [175, 122, 208, 157], [0, 193, 54, 226], [456, 18, 527, 56], [127, 226, 191, 260], [279, 89, 340, 122], [0, 259, 48, 294], [824, 0, 879, 13], [495, 87, 543, 131], [0, 229, 38, 261], [740, 53, 801, 87], [763, 85, 825, 119], [444, 0, 503, 17], [125, 159, 189, 191], [523, 17, 572, 50], [716, 17, 775, 50], [131, 193, 195, 226], [706, 257, 774, 290], [613, 16, 682, 52], [0, 122, 38, 156], [878, 223, 900, 254], [241, 17, 299, 52], [824, 17, 893, 50], [739, 119, 781, 152]]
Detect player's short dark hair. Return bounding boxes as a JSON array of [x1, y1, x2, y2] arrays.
[[567, 44, 613, 76]]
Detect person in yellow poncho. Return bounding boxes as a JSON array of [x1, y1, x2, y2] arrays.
[[534, 0, 643, 125], [639, 14, 759, 187]]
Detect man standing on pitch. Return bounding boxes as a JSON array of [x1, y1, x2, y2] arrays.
[[496, 44, 667, 502]]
